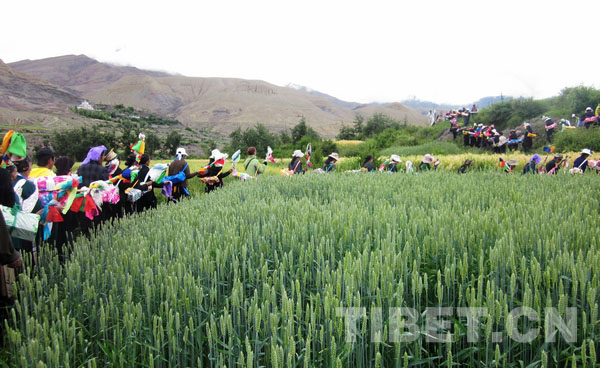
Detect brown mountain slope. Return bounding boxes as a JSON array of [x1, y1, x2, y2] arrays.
[[9, 55, 428, 137], [0, 59, 80, 112], [9, 54, 169, 95]]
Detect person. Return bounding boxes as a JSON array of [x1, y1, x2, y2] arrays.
[[0, 169, 22, 273], [323, 153, 339, 173], [117, 154, 139, 216], [29, 146, 55, 178], [49, 157, 78, 263], [419, 154, 436, 171], [471, 104, 478, 113], [522, 154, 542, 174], [449, 119, 458, 140], [573, 149, 592, 173], [457, 159, 473, 174], [584, 107, 595, 128], [507, 130, 519, 151], [77, 146, 108, 187], [199, 150, 232, 193], [545, 154, 562, 175], [133, 154, 163, 212], [167, 147, 197, 201], [288, 150, 305, 174], [11, 158, 42, 266], [243, 147, 266, 177], [362, 155, 375, 172], [521, 122, 534, 153], [544, 117, 557, 142], [12, 158, 42, 214], [54, 156, 75, 176], [387, 155, 402, 173], [104, 149, 121, 179]]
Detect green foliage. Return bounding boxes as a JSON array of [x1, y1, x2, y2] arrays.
[[291, 117, 320, 143], [336, 124, 357, 140], [553, 127, 600, 152], [145, 132, 162, 158], [227, 124, 280, 157], [474, 97, 547, 130], [51, 127, 117, 161], [164, 130, 182, 156], [361, 113, 400, 137], [549, 86, 600, 117], [4, 174, 599, 367], [320, 139, 338, 156]]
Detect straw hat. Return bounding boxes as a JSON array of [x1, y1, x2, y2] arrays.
[[105, 149, 117, 161], [390, 154, 402, 163], [328, 152, 339, 161], [422, 154, 435, 164], [507, 159, 518, 167], [292, 150, 304, 158], [581, 148, 592, 155]]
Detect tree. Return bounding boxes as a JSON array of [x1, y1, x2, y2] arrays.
[[164, 131, 182, 156], [291, 117, 320, 143], [336, 124, 356, 140], [291, 117, 308, 143], [52, 127, 117, 161], [353, 114, 364, 136], [145, 132, 162, 158]]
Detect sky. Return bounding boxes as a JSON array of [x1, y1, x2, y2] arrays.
[[2, 0, 599, 105]]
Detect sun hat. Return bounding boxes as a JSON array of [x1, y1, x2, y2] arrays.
[[498, 136, 508, 145], [586, 107, 593, 111], [105, 149, 117, 161], [292, 150, 304, 158], [507, 159, 518, 167], [422, 154, 434, 164], [328, 153, 339, 161], [553, 154, 563, 159], [581, 148, 592, 155], [531, 154, 542, 165], [390, 154, 402, 163]]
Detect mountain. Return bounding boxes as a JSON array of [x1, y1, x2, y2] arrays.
[[9, 55, 428, 137], [0, 59, 80, 112], [9, 54, 169, 96]]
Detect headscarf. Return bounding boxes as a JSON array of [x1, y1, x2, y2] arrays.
[[530, 154, 542, 165], [82, 145, 107, 165]]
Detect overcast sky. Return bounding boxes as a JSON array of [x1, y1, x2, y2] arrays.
[[2, 0, 599, 105]]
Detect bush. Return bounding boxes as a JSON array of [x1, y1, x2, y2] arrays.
[[553, 127, 600, 152]]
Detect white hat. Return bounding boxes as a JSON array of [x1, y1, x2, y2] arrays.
[[292, 150, 304, 158], [390, 154, 402, 163], [581, 148, 592, 155], [328, 152, 339, 161], [498, 136, 508, 145], [586, 107, 593, 111], [423, 154, 435, 164], [210, 149, 228, 161], [176, 147, 187, 157]]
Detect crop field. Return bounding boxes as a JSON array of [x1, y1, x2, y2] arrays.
[[3, 172, 599, 367]]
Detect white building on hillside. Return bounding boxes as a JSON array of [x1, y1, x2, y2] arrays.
[[77, 100, 94, 111]]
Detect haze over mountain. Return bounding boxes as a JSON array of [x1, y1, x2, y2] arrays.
[[8, 55, 429, 137]]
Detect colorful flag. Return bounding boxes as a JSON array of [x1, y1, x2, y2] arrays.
[[231, 150, 241, 169], [266, 146, 275, 163], [543, 146, 555, 153], [305, 143, 312, 167]]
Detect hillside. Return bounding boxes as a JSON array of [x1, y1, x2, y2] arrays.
[[0, 59, 80, 112], [9, 55, 428, 137], [9, 54, 169, 95]]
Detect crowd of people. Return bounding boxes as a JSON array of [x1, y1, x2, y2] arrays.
[[1, 122, 598, 286], [446, 104, 600, 153]]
